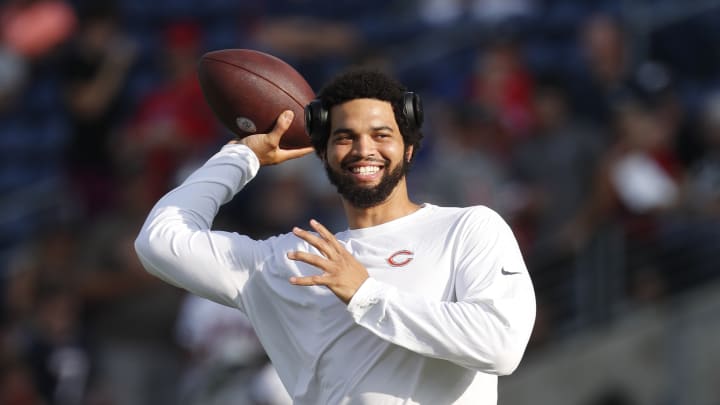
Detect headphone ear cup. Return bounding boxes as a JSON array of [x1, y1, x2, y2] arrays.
[[304, 99, 328, 141], [403, 92, 424, 129]]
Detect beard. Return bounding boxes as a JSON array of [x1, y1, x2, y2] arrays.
[[324, 157, 408, 209]]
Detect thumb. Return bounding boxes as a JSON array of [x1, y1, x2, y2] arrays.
[[268, 110, 294, 143]]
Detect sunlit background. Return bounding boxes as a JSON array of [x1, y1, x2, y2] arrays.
[[1, 0, 719, 404]]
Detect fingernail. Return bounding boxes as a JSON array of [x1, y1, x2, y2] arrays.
[[284, 110, 294, 121]]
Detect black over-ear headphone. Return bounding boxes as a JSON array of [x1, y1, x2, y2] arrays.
[[304, 92, 424, 141]]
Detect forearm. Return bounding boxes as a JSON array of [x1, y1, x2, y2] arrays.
[[134, 144, 260, 305], [348, 277, 536, 375]]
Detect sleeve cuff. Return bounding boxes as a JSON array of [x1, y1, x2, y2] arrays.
[[217, 143, 261, 177], [347, 277, 385, 315]]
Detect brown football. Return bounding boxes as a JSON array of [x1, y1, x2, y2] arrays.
[[197, 49, 315, 149]]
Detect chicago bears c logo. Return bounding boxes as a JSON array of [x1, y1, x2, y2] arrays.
[[387, 250, 414, 267]]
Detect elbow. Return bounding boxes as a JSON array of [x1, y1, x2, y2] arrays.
[[490, 344, 526, 376], [134, 231, 152, 273], [485, 325, 534, 376], [134, 228, 148, 257], [490, 292, 536, 375], [463, 329, 530, 375], [134, 227, 165, 278]]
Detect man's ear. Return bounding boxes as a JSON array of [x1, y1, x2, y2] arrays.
[[405, 145, 414, 163]]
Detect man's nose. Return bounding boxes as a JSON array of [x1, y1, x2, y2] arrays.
[[351, 134, 375, 157]]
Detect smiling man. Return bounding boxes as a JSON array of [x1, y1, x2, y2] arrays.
[[135, 69, 536, 404]]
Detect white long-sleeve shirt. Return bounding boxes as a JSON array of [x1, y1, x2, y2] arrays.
[[135, 144, 536, 405]]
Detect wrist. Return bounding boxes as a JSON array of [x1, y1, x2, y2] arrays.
[[216, 143, 261, 177], [347, 277, 383, 310]]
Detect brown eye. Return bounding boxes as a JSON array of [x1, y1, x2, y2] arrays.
[[334, 135, 352, 144]]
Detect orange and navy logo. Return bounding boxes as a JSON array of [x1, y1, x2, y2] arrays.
[[387, 250, 414, 267]]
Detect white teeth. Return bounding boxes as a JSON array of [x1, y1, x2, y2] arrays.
[[352, 166, 380, 174]]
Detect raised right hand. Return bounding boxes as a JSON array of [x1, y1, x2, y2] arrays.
[[230, 110, 314, 166]]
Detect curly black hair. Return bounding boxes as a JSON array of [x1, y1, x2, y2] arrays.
[[310, 68, 424, 163]]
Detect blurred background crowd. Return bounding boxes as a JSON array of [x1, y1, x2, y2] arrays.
[[1, 0, 719, 404]]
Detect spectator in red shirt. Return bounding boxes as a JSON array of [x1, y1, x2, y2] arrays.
[[119, 21, 221, 198]]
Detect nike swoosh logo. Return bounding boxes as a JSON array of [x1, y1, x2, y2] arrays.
[[501, 268, 522, 275]]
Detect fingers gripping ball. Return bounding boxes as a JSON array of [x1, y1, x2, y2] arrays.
[[197, 49, 315, 149]]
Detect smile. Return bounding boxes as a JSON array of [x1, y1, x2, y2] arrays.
[[350, 166, 381, 175]]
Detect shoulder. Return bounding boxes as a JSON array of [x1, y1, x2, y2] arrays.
[[428, 204, 507, 228], [463, 205, 508, 229], [257, 230, 318, 258], [426, 204, 514, 250], [258, 231, 303, 251]]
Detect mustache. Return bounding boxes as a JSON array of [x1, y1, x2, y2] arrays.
[[340, 156, 389, 168]]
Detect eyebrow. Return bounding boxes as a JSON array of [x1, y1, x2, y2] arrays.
[[331, 125, 395, 136]]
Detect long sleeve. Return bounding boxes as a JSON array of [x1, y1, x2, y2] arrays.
[[134, 144, 271, 308], [346, 208, 536, 375]]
